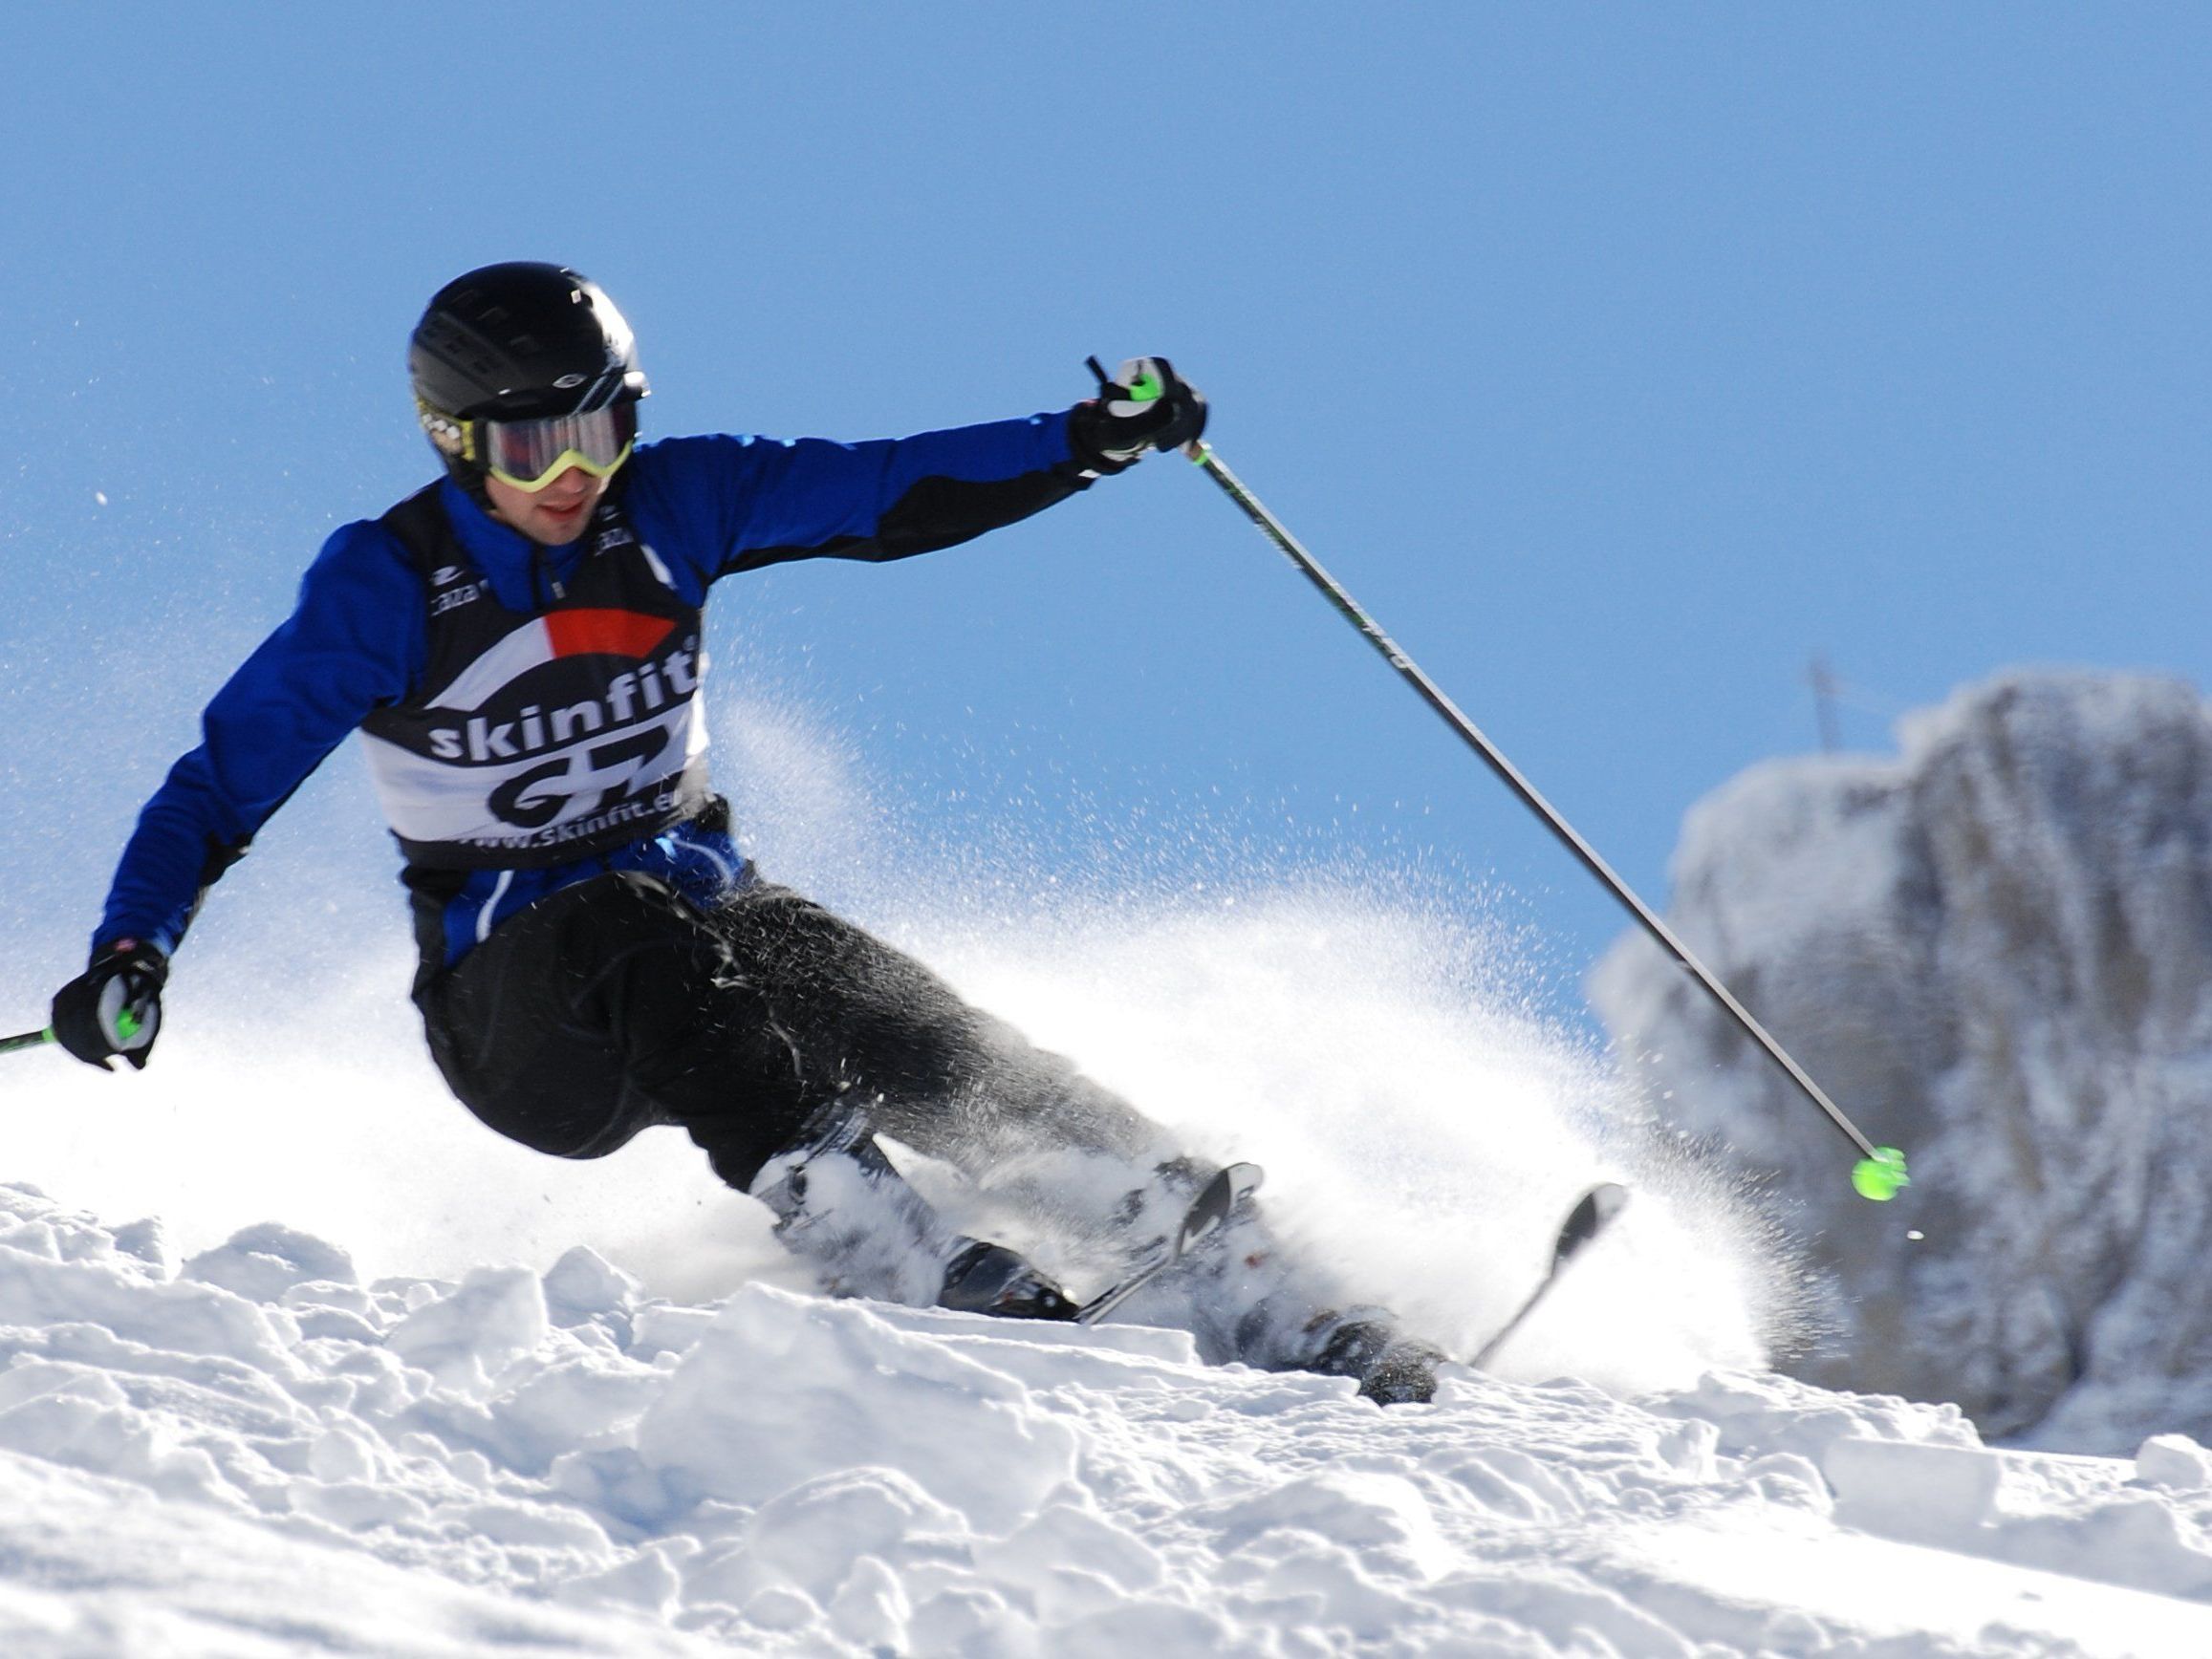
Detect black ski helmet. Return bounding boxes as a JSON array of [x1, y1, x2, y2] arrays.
[[408, 262, 647, 485]]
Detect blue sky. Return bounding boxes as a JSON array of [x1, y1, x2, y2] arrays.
[[7, 4, 2211, 1033]]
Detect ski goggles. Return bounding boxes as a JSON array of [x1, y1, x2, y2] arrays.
[[476, 400, 639, 492]]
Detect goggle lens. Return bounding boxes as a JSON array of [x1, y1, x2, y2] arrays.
[[482, 401, 639, 492]]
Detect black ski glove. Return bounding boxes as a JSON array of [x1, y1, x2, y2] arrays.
[[1070, 356, 1207, 472], [51, 938, 166, 1071]]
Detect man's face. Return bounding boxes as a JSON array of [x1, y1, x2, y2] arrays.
[[483, 464, 613, 547]]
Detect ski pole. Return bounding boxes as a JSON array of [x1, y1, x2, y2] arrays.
[[1184, 439, 1907, 1203], [0, 1029, 54, 1057]]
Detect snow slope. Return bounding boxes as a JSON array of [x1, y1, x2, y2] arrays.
[[22, 678, 2212, 1652], [4, 1177, 2212, 1656], [1593, 672, 2212, 1454]]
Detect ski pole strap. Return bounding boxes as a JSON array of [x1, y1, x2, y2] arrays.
[[0, 1028, 54, 1057], [1185, 440, 1908, 1200]]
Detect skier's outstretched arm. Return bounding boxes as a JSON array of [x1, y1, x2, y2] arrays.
[[52, 528, 423, 1069], [628, 358, 1205, 585]]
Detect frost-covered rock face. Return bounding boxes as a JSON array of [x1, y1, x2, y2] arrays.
[[1592, 672, 2212, 1450]]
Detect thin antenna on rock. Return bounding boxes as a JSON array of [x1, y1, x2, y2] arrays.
[[1809, 653, 1842, 754]]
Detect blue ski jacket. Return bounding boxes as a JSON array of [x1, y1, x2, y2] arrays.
[[98, 410, 1098, 971]]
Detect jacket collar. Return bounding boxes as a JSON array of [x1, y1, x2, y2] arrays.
[[436, 477, 590, 613]]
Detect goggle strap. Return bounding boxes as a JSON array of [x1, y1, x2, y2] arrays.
[[416, 398, 479, 464]]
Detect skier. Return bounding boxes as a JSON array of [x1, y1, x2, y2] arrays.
[[48, 263, 1444, 1403]]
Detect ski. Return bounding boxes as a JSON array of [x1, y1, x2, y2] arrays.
[[1076, 1161, 1265, 1325], [1466, 1182, 1629, 1369]]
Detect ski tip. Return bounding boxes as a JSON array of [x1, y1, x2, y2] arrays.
[[1171, 1161, 1266, 1256], [1076, 1161, 1268, 1326], [1555, 1182, 1631, 1261]]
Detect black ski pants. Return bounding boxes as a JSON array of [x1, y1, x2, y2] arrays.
[[418, 873, 1159, 1191]]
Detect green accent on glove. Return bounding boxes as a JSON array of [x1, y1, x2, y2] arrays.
[[1126, 368, 1164, 402], [116, 1008, 142, 1043], [1851, 1146, 1909, 1201]]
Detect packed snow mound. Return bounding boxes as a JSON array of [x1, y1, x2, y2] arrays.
[[1593, 671, 2212, 1452], [9, 1180, 2212, 1654]]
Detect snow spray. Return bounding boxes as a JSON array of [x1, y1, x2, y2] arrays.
[[3, 687, 1791, 1396]]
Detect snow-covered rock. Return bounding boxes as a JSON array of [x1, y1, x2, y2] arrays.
[[1593, 670, 2212, 1451]]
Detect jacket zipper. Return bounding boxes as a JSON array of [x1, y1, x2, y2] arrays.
[[531, 546, 566, 605]]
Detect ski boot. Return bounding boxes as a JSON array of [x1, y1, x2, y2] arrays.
[[1101, 1155, 1217, 1276], [939, 1239, 1078, 1321], [1301, 1309, 1449, 1406], [750, 1105, 1078, 1322], [1108, 1166, 1447, 1406]]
